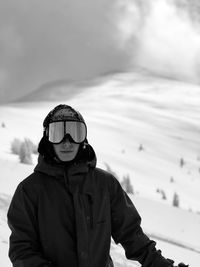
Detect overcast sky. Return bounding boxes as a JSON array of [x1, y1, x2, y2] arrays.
[[0, 0, 200, 102], [0, 0, 131, 102]]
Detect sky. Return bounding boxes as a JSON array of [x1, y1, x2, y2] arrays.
[[115, 0, 200, 82], [0, 0, 200, 102], [0, 0, 128, 102]]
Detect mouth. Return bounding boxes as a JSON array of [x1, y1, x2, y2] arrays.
[[60, 150, 73, 153]]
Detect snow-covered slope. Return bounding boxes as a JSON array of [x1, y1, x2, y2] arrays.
[[110, 195, 200, 267], [0, 72, 200, 266]]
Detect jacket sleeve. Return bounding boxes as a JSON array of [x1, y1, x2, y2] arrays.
[[109, 177, 173, 267], [7, 182, 54, 267]]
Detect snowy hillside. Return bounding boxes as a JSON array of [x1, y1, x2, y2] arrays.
[[1, 72, 200, 266]]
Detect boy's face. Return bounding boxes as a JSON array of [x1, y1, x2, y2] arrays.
[[53, 137, 80, 162]]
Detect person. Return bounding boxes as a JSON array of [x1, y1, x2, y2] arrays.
[[7, 104, 188, 267]]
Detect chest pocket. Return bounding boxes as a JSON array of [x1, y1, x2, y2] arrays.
[[94, 192, 109, 225], [82, 189, 110, 229]]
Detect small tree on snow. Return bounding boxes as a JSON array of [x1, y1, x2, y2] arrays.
[[121, 174, 134, 194], [172, 192, 180, 208], [1, 122, 6, 128], [11, 138, 22, 155], [11, 137, 38, 156], [138, 144, 144, 151], [104, 163, 120, 180], [180, 158, 185, 168], [19, 139, 33, 164], [160, 189, 167, 200], [156, 188, 167, 200], [24, 138, 38, 154]]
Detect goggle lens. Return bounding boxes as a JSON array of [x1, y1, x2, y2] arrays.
[[48, 121, 86, 144]]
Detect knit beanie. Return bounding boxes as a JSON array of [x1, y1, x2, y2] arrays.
[[43, 104, 85, 130]]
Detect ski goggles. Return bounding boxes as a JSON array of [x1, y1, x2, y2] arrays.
[[47, 120, 87, 144]]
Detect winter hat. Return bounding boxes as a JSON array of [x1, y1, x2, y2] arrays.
[[43, 104, 85, 129]]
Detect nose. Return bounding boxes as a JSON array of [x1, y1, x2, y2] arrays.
[[62, 136, 72, 147]]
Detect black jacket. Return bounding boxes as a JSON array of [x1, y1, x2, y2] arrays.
[[7, 144, 173, 267]]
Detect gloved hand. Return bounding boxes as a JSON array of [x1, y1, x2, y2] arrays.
[[175, 263, 189, 267], [167, 259, 189, 267]]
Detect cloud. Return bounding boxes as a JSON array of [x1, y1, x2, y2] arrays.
[[0, 69, 8, 95], [0, 0, 128, 102], [114, 0, 200, 83], [0, 24, 24, 65]]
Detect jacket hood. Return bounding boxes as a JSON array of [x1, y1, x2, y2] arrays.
[[35, 137, 97, 178]]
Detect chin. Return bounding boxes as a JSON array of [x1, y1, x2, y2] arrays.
[[63, 159, 74, 162], [58, 154, 76, 162]]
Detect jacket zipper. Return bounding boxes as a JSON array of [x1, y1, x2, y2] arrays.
[[88, 195, 94, 229]]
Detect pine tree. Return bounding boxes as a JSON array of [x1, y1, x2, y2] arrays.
[[1, 122, 5, 128], [121, 174, 134, 194], [172, 192, 180, 208]]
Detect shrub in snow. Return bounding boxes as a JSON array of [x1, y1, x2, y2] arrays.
[[180, 157, 185, 168], [104, 163, 120, 180], [11, 138, 23, 155], [19, 139, 33, 165], [1, 122, 6, 128], [160, 189, 167, 200], [172, 192, 180, 208], [170, 176, 174, 183], [188, 208, 193, 213], [138, 144, 144, 151], [11, 137, 37, 164], [121, 174, 134, 194], [11, 137, 38, 156], [156, 188, 167, 200], [104, 164, 134, 194], [24, 138, 38, 154], [121, 149, 125, 154]]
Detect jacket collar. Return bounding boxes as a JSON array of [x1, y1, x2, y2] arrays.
[[34, 144, 96, 195]]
